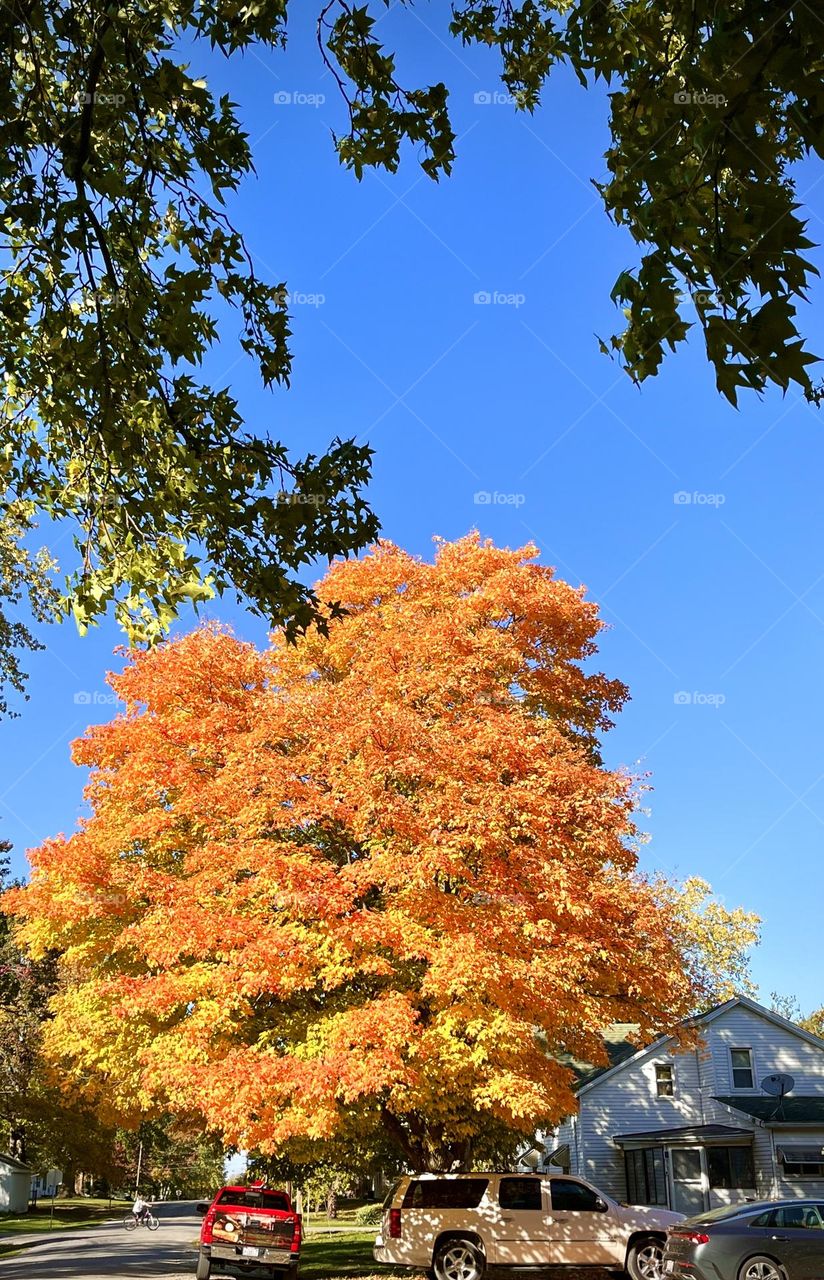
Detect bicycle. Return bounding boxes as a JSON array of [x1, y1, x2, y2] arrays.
[[123, 1211, 159, 1231]]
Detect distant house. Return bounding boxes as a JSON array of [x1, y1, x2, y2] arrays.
[[530, 996, 824, 1215], [0, 1154, 33, 1214]]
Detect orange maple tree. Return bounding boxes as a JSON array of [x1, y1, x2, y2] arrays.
[[7, 535, 715, 1169]]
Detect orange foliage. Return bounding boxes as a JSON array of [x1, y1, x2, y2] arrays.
[[6, 535, 698, 1169]]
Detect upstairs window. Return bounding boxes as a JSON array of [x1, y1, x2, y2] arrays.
[[730, 1048, 754, 1089], [655, 1064, 675, 1097]]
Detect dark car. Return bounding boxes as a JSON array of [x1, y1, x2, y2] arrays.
[[663, 1199, 824, 1280]]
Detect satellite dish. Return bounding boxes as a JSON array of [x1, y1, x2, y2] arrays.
[[761, 1073, 795, 1097]]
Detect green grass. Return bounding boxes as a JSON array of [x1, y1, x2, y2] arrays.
[[0, 1196, 128, 1237], [299, 1227, 425, 1280]]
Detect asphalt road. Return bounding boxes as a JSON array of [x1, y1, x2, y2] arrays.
[[0, 1201, 202, 1279]]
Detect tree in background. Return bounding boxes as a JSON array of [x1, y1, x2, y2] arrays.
[[6, 536, 759, 1171], [660, 877, 760, 1005], [1, 0, 822, 706], [770, 992, 824, 1040], [0, 851, 126, 1182]]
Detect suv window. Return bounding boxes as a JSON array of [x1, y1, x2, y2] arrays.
[[216, 1189, 290, 1212], [403, 1179, 489, 1210], [550, 1180, 602, 1212], [499, 1178, 542, 1211]]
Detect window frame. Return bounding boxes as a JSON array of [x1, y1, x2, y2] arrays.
[[729, 1047, 755, 1091], [655, 1062, 675, 1098]]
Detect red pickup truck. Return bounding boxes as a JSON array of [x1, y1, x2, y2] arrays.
[[196, 1183, 301, 1279]]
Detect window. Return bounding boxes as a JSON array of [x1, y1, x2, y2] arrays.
[[403, 1179, 489, 1210], [499, 1178, 542, 1211], [216, 1190, 290, 1211], [671, 1148, 702, 1182], [550, 1180, 603, 1212], [624, 1149, 668, 1206], [730, 1048, 754, 1090], [782, 1159, 824, 1178], [707, 1146, 755, 1190], [655, 1064, 675, 1097], [753, 1205, 824, 1230], [778, 1147, 824, 1177]]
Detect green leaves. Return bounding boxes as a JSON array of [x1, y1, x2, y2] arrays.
[[0, 0, 378, 653], [1, 0, 822, 681]]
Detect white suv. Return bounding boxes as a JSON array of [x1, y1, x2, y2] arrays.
[[374, 1173, 684, 1280]]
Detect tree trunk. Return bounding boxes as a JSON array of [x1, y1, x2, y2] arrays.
[[326, 1188, 338, 1219]]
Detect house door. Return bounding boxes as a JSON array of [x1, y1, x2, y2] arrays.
[[668, 1148, 707, 1216]]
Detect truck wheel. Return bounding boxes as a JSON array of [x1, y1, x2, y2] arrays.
[[195, 1250, 211, 1280], [433, 1237, 485, 1280], [627, 1235, 665, 1280]]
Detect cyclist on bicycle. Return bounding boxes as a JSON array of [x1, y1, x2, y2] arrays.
[[132, 1194, 152, 1224]]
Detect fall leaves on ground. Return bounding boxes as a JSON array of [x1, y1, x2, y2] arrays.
[[4, 535, 758, 1171]]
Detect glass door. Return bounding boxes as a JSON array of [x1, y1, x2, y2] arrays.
[[669, 1148, 707, 1216]]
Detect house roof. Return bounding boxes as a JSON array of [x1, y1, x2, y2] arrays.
[[717, 1096, 824, 1125], [0, 1154, 33, 1173], [556, 1023, 641, 1088], [575, 996, 824, 1097], [613, 1123, 754, 1147]]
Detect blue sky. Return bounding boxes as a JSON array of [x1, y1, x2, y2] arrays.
[[3, 6, 824, 1014]]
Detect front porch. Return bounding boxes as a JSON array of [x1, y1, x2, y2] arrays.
[[613, 1123, 756, 1215]]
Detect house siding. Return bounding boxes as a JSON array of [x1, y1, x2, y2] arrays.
[[567, 1000, 824, 1209]]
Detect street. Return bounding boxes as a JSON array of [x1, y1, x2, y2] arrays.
[[0, 1201, 200, 1279]]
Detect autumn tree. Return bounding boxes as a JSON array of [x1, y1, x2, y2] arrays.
[[6, 536, 756, 1171]]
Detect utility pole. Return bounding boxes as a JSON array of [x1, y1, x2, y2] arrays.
[[136, 1140, 144, 1193]]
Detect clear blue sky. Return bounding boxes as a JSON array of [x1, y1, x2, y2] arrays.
[[3, 7, 824, 1013]]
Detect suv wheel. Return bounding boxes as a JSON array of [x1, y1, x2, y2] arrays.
[[627, 1235, 665, 1280], [433, 1237, 485, 1280], [195, 1250, 211, 1280]]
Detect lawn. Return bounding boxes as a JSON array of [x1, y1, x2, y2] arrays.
[[299, 1226, 424, 1280], [0, 1196, 127, 1237]]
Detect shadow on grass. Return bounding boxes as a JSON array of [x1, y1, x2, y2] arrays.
[[300, 1230, 419, 1280]]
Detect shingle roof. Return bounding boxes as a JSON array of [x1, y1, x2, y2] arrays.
[[716, 1096, 824, 1124], [556, 1023, 641, 1089]]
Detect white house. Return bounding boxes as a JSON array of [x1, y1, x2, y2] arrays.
[[0, 1153, 33, 1214], [536, 996, 824, 1216]]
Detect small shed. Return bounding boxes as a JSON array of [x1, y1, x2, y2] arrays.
[[0, 1154, 33, 1214]]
